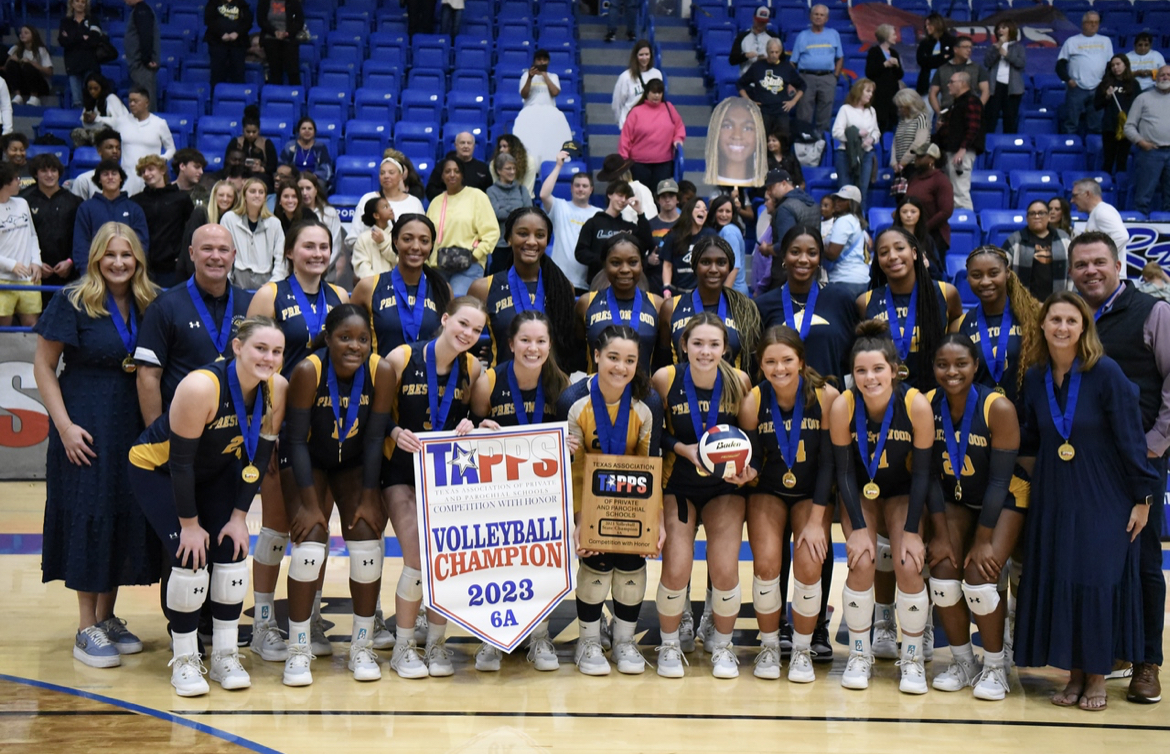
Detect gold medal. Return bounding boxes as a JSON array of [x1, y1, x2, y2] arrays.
[[241, 464, 260, 483], [121, 356, 136, 373], [897, 364, 910, 380], [1057, 442, 1075, 462], [994, 386, 1006, 395], [783, 471, 797, 488], [863, 481, 880, 500], [954, 481, 962, 502]]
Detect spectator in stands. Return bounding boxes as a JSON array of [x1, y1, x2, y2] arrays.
[[1137, 260, 1170, 303], [620, 79, 686, 191], [23, 153, 81, 301], [983, 20, 1025, 134], [520, 49, 561, 109], [226, 107, 279, 188], [540, 151, 600, 293], [792, 4, 844, 134], [133, 154, 194, 286], [659, 196, 716, 294], [891, 89, 930, 178], [258, 0, 303, 85], [1071, 177, 1129, 252], [892, 196, 942, 279], [707, 194, 748, 295], [1096, 55, 1138, 175], [605, 0, 638, 44], [0, 162, 40, 327], [1004, 199, 1072, 300], [1057, 10, 1113, 137], [866, 24, 903, 134], [172, 148, 207, 205], [426, 157, 499, 296], [831, 78, 879, 206], [576, 179, 653, 288], [489, 135, 535, 194], [205, 0, 253, 88], [819, 194, 834, 238], [221, 176, 286, 288], [905, 143, 954, 255], [933, 71, 983, 211], [737, 39, 805, 138], [1127, 32, 1166, 92], [929, 36, 989, 114], [76, 73, 127, 143], [597, 153, 658, 224], [349, 155, 425, 249], [0, 78, 12, 135], [280, 117, 332, 191], [439, 0, 462, 39], [390, 150, 426, 201], [766, 131, 804, 186], [1124, 65, 1170, 215], [71, 129, 142, 199], [71, 159, 150, 272], [486, 153, 533, 273], [730, 7, 777, 75], [3, 133, 32, 189], [59, 0, 104, 107], [764, 168, 819, 290], [177, 180, 239, 281], [273, 184, 305, 234], [426, 131, 491, 200], [646, 178, 680, 292], [916, 14, 956, 112], [3, 26, 51, 106], [612, 41, 663, 129], [823, 185, 870, 299], [1048, 196, 1073, 235], [352, 196, 398, 282], [677, 180, 697, 207], [123, 0, 160, 106], [298, 173, 348, 286], [118, 86, 176, 181]]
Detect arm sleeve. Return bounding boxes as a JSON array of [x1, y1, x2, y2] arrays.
[[618, 112, 634, 159], [865, 48, 883, 81], [635, 213, 654, 257], [234, 436, 275, 512], [0, 80, 12, 135], [284, 406, 314, 490], [831, 107, 847, 143], [671, 104, 686, 144], [978, 448, 1019, 528], [812, 428, 835, 506], [926, 177, 953, 232], [159, 123, 176, 162], [362, 411, 390, 490], [168, 433, 201, 519], [904, 444, 934, 532], [1124, 98, 1143, 143], [833, 442, 866, 529], [131, 204, 151, 253]]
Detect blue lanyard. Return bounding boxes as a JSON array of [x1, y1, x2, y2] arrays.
[[683, 364, 723, 439], [107, 292, 137, 355], [854, 390, 896, 482], [506, 361, 544, 425], [391, 268, 427, 343], [940, 386, 977, 486], [508, 267, 544, 314], [884, 286, 918, 361], [1044, 359, 1082, 442], [692, 287, 727, 325], [288, 275, 327, 344], [327, 355, 365, 449], [767, 378, 804, 472], [186, 277, 234, 354], [781, 283, 819, 341], [590, 376, 631, 455], [226, 363, 263, 466], [975, 300, 1013, 386], [606, 287, 643, 329], [425, 342, 460, 430]]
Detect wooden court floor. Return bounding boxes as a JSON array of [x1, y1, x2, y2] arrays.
[[2, 481, 1169, 753]]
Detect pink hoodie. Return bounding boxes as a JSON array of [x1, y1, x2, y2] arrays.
[[619, 101, 686, 164]]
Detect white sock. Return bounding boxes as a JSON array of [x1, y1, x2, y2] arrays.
[[875, 602, 895, 624], [212, 618, 237, 654], [312, 590, 323, 622], [289, 619, 311, 647], [612, 618, 637, 644], [579, 619, 601, 642], [254, 592, 275, 624], [426, 621, 446, 646], [530, 620, 550, 640], [901, 636, 923, 661], [984, 649, 1005, 668], [661, 629, 680, 645], [793, 631, 812, 651], [951, 642, 975, 664], [352, 614, 375, 645], [712, 629, 733, 647], [396, 625, 414, 645], [173, 629, 198, 658], [760, 630, 780, 648]]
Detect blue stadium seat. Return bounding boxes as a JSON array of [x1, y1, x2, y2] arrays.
[[1010, 170, 1063, 208], [345, 120, 392, 156], [318, 60, 357, 91], [198, 115, 240, 138], [370, 31, 408, 63], [395, 122, 441, 159], [197, 133, 231, 167], [170, 7, 201, 32], [412, 34, 451, 70], [406, 68, 446, 93], [442, 124, 488, 161], [158, 112, 193, 149], [335, 12, 371, 36], [166, 81, 208, 117], [70, 146, 100, 173], [982, 134, 1034, 170], [980, 209, 1027, 247], [945, 255, 967, 282], [462, 18, 493, 38], [1019, 105, 1057, 134], [1119, 210, 1148, 222], [409, 155, 436, 185], [953, 271, 979, 307], [180, 58, 211, 84], [970, 171, 1011, 212], [335, 155, 380, 195], [497, 46, 533, 71], [1031, 73, 1065, 106], [499, 18, 534, 41], [448, 91, 489, 125], [400, 89, 445, 122], [868, 206, 895, 232], [1035, 134, 1085, 172], [313, 118, 343, 158], [452, 69, 491, 94], [212, 83, 258, 120], [1062, 171, 1116, 206], [354, 88, 397, 121], [454, 37, 492, 71], [261, 85, 306, 121], [326, 32, 365, 61], [261, 118, 295, 144], [27, 144, 69, 166], [361, 61, 400, 93], [949, 210, 981, 257], [804, 167, 837, 193], [308, 87, 350, 122]]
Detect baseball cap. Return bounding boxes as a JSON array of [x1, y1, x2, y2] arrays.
[[914, 143, 941, 160], [764, 168, 792, 187], [656, 178, 679, 195], [830, 185, 863, 204], [755, 7, 771, 19]]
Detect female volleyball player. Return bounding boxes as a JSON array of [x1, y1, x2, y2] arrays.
[[576, 233, 661, 374]]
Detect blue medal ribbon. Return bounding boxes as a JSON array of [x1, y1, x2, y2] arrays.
[[425, 342, 460, 430], [107, 292, 137, 355], [590, 376, 631, 455], [975, 301, 1013, 386], [781, 284, 819, 341], [605, 287, 643, 329], [288, 275, 327, 345], [1044, 359, 1082, 442], [186, 277, 234, 354], [940, 386, 978, 490], [692, 288, 727, 326], [226, 363, 263, 466], [508, 267, 544, 314], [327, 355, 365, 448], [391, 268, 427, 343], [683, 364, 723, 439], [884, 286, 918, 361], [506, 361, 544, 425], [767, 377, 805, 474], [854, 389, 896, 483]]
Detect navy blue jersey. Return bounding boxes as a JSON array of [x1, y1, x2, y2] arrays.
[[843, 383, 920, 498], [660, 227, 717, 291], [301, 349, 380, 470], [862, 281, 950, 390], [385, 341, 475, 464], [928, 384, 1015, 509], [264, 279, 347, 377], [751, 381, 826, 500], [483, 271, 545, 366], [755, 282, 858, 383], [953, 305, 1025, 406], [582, 288, 660, 374], [368, 270, 443, 357], [661, 364, 747, 491], [666, 292, 746, 369], [483, 362, 559, 426]]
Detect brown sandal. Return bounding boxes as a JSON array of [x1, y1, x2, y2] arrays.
[[1078, 693, 1108, 712], [1051, 688, 1082, 707]]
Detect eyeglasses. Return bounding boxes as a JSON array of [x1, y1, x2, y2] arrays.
[[1027, 211, 1048, 217]]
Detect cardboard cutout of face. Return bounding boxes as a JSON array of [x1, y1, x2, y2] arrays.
[[705, 97, 768, 188]]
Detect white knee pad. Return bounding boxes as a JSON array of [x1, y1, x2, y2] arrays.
[[167, 566, 210, 613], [656, 583, 687, 617], [253, 527, 289, 566], [875, 535, 894, 573], [791, 578, 821, 618], [711, 584, 742, 619], [752, 575, 783, 616], [575, 565, 613, 605], [288, 541, 327, 582], [210, 560, 249, 604], [896, 587, 930, 635], [396, 566, 423, 602], [842, 586, 875, 631], [347, 540, 383, 585], [963, 581, 1002, 616], [929, 578, 963, 608], [610, 567, 647, 607]]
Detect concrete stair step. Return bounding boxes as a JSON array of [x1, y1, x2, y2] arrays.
[[660, 49, 700, 68]]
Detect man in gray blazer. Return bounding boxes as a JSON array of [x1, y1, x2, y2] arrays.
[[983, 20, 1027, 133]]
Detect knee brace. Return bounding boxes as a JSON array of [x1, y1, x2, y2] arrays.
[[962, 581, 1001, 616], [656, 583, 688, 617], [896, 587, 930, 635], [575, 564, 613, 606], [288, 541, 327, 582], [253, 527, 289, 566], [875, 535, 894, 573], [396, 566, 423, 602], [711, 584, 742, 619], [928, 578, 963, 608], [210, 560, 249, 604], [752, 575, 783, 616], [791, 578, 821, 618], [610, 567, 647, 607], [347, 540, 383, 585], [842, 586, 875, 631], [167, 566, 210, 613]]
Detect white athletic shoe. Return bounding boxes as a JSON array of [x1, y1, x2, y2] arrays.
[[574, 638, 611, 676], [348, 640, 382, 681], [169, 653, 209, 697], [710, 642, 740, 679], [753, 644, 782, 680], [933, 656, 980, 692], [26, 96, 40, 107], [250, 620, 288, 662], [787, 648, 816, 683], [372, 611, 395, 650], [872, 620, 899, 660], [678, 609, 696, 653], [841, 651, 874, 690], [897, 650, 929, 695], [414, 608, 429, 644], [696, 612, 715, 652], [310, 617, 333, 656], [426, 639, 455, 677], [282, 644, 314, 686], [973, 664, 1010, 701], [390, 641, 428, 679], [475, 643, 502, 672], [923, 620, 935, 662], [208, 649, 251, 690], [655, 641, 688, 678], [613, 639, 646, 674], [527, 635, 559, 671], [10, 94, 22, 105], [599, 615, 612, 650]]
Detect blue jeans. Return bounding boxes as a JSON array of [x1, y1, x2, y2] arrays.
[[1131, 147, 1170, 215], [440, 5, 461, 37], [1061, 85, 1100, 137], [68, 74, 86, 108], [442, 261, 484, 298], [607, 0, 637, 34], [834, 149, 874, 213]]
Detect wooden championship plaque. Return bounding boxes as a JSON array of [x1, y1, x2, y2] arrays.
[[578, 454, 662, 555]]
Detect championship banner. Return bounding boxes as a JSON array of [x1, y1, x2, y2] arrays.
[[414, 423, 574, 652]]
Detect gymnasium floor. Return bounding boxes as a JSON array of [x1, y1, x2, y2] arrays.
[[2, 480, 1168, 753]]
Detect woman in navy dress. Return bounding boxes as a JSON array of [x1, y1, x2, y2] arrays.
[[33, 222, 160, 667], [1015, 291, 1157, 711]]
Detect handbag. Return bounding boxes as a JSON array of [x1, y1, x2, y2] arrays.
[[433, 194, 475, 273], [95, 35, 118, 64]]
